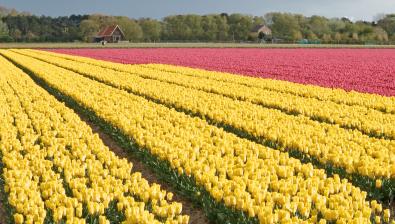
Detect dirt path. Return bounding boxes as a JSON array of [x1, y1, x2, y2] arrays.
[[0, 191, 8, 224], [82, 117, 210, 224], [0, 161, 10, 224]]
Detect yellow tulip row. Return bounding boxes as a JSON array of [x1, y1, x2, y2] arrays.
[[22, 49, 395, 140], [0, 55, 188, 224], [2, 50, 391, 223], [0, 103, 47, 224], [141, 63, 395, 113], [126, 64, 395, 140], [14, 49, 395, 181], [25, 49, 395, 116]]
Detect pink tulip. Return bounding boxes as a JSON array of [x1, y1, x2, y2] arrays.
[[48, 48, 395, 96]]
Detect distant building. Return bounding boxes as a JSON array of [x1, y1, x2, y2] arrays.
[[94, 25, 125, 43], [251, 24, 272, 36], [250, 24, 272, 41]]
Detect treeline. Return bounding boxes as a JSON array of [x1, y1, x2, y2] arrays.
[[1, 6, 395, 43]]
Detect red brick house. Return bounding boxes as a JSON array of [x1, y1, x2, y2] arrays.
[[95, 25, 125, 43]]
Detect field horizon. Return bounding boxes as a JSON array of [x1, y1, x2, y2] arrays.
[[1, 42, 395, 49]]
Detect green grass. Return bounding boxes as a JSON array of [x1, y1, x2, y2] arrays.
[[1, 42, 395, 48]]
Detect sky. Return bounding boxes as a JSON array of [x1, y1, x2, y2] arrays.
[[0, 0, 394, 21]]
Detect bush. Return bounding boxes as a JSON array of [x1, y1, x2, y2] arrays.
[[0, 35, 14, 42]]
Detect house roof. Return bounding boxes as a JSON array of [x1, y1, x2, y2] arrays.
[[251, 24, 271, 33], [96, 25, 125, 37]]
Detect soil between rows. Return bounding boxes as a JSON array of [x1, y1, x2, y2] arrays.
[[0, 187, 8, 224], [80, 116, 210, 224]]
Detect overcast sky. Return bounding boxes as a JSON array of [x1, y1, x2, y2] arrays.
[[1, 0, 394, 21]]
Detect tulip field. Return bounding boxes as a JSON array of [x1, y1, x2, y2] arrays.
[[0, 48, 394, 224], [50, 48, 395, 96]]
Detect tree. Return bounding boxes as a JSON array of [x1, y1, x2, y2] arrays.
[[227, 14, 253, 41], [215, 14, 229, 41], [352, 32, 359, 42], [79, 19, 99, 42], [201, 15, 218, 41], [115, 16, 143, 41], [89, 14, 116, 27], [292, 30, 302, 40], [308, 15, 330, 38], [162, 15, 187, 40], [267, 12, 300, 41], [264, 13, 275, 25], [10, 28, 22, 40], [2, 14, 85, 42], [328, 18, 346, 32], [0, 20, 8, 35], [307, 31, 318, 40], [334, 32, 342, 43], [294, 14, 309, 37], [377, 14, 395, 36], [252, 16, 265, 27], [354, 21, 373, 36], [139, 18, 161, 42], [0, 20, 12, 42], [373, 27, 388, 42], [322, 33, 332, 42], [1, 8, 393, 44], [184, 14, 204, 40], [162, 14, 204, 41]]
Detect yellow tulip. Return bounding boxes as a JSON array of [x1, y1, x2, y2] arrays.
[[13, 213, 24, 224], [383, 209, 391, 222], [76, 204, 83, 218], [375, 215, 381, 224], [99, 216, 109, 224], [375, 179, 382, 188]]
